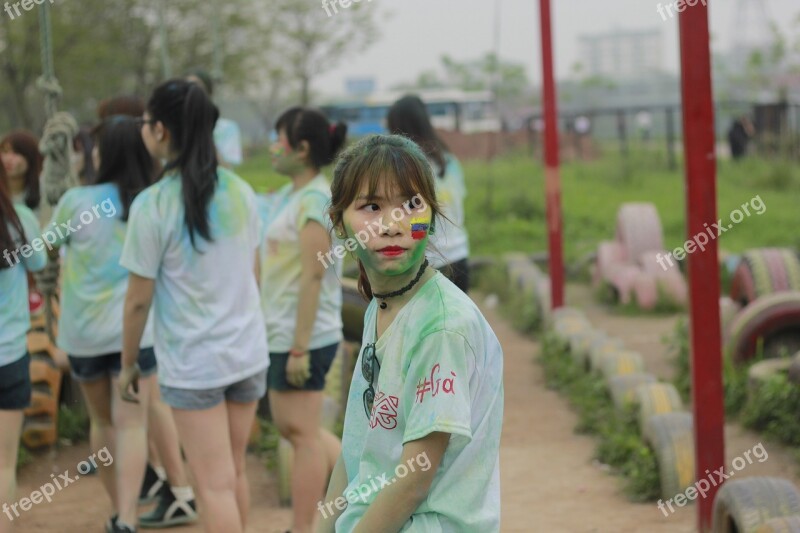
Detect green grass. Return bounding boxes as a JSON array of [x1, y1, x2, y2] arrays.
[[57, 405, 90, 443], [234, 147, 800, 264]]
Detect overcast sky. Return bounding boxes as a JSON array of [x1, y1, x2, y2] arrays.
[[316, 0, 799, 97]]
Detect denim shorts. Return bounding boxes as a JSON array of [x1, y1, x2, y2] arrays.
[[0, 353, 31, 410], [267, 343, 338, 392], [160, 369, 268, 411], [68, 348, 157, 383]]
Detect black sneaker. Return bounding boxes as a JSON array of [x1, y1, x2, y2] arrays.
[[105, 514, 118, 533], [139, 486, 198, 529], [139, 464, 165, 505], [106, 515, 136, 533]]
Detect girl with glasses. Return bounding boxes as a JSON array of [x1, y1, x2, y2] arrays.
[[318, 135, 504, 532]]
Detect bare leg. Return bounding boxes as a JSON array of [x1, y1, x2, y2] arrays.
[[226, 400, 258, 531], [148, 385, 189, 487], [76, 377, 116, 509], [0, 410, 24, 533], [111, 375, 151, 527], [269, 390, 329, 533], [320, 428, 341, 473], [172, 403, 242, 533]]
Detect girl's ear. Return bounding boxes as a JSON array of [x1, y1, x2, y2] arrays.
[[296, 140, 311, 164]]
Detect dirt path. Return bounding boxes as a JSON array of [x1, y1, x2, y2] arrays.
[[10, 285, 800, 532]]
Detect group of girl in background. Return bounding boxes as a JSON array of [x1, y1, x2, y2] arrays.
[[0, 75, 504, 533]]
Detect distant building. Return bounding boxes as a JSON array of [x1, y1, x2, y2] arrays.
[[578, 28, 663, 82]]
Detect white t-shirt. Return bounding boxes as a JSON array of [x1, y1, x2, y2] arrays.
[[120, 168, 268, 389], [428, 155, 469, 268], [259, 175, 343, 353], [0, 205, 48, 367], [214, 118, 243, 167], [337, 272, 503, 532], [50, 183, 154, 356]]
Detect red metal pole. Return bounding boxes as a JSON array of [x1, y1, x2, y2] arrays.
[[538, 0, 564, 309], [678, 4, 725, 531]]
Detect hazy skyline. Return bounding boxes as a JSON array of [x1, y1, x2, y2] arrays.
[[316, 0, 799, 97]]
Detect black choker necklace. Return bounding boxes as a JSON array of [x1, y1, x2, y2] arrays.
[[374, 259, 429, 309]]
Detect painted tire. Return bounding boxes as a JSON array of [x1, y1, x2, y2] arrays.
[[589, 338, 625, 374], [712, 477, 800, 533], [720, 296, 743, 340], [635, 382, 683, 431], [607, 373, 655, 410], [756, 516, 800, 532], [595, 241, 627, 287], [601, 350, 645, 381], [726, 292, 800, 363], [632, 271, 659, 311], [608, 264, 644, 305], [569, 329, 607, 370], [615, 203, 665, 264], [747, 358, 793, 397], [643, 413, 695, 501], [730, 249, 800, 307]]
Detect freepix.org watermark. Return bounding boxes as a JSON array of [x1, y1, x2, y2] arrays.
[[321, 0, 372, 18], [655, 194, 766, 271], [3, 0, 55, 21], [657, 442, 768, 517], [317, 452, 431, 518], [2, 197, 117, 268], [317, 194, 428, 270], [656, 0, 707, 22], [3, 447, 113, 522]]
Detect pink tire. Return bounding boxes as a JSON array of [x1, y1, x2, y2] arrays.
[[608, 264, 643, 305], [725, 291, 800, 363], [615, 203, 665, 263], [595, 241, 626, 287], [632, 271, 658, 310]]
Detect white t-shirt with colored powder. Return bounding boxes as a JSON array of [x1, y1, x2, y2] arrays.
[[259, 174, 343, 353], [120, 168, 268, 389], [50, 183, 154, 356], [337, 272, 503, 532], [0, 205, 47, 367], [214, 118, 243, 167], [427, 154, 470, 269]]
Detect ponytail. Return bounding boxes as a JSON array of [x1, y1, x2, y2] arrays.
[[275, 107, 348, 169], [148, 79, 219, 249]]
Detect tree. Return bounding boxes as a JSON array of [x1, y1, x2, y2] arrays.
[[262, 0, 380, 105]]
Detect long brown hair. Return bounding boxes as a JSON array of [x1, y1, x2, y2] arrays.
[[329, 135, 443, 300], [386, 95, 450, 178], [0, 130, 43, 210], [0, 162, 26, 270]]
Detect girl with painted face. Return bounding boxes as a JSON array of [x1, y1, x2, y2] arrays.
[[318, 135, 503, 532], [387, 95, 471, 293], [48, 116, 197, 533], [0, 158, 47, 533], [262, 107, 347, 533], [118, 80, 268, 533]]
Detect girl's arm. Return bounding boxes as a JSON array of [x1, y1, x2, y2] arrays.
[[286, 220, 329, 386], [119, 273, 154, 401], [353, 432, 450, 533], [316, 454, 350, 533]]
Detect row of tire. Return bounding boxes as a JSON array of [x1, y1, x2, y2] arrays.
[[724, 248, 800, 363], [550, 308, 800, 532]]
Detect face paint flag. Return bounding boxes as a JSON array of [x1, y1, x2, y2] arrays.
[[410, 217, 429, 240]]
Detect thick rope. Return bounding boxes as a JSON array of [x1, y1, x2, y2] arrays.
[[39, 112, 79, 206]]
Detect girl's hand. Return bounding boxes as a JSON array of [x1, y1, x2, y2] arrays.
[[286, 351, 311, 388], [119, 363, 141, 403]]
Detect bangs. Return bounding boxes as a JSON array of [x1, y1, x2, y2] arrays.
[[347, 142, 434, 205]]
